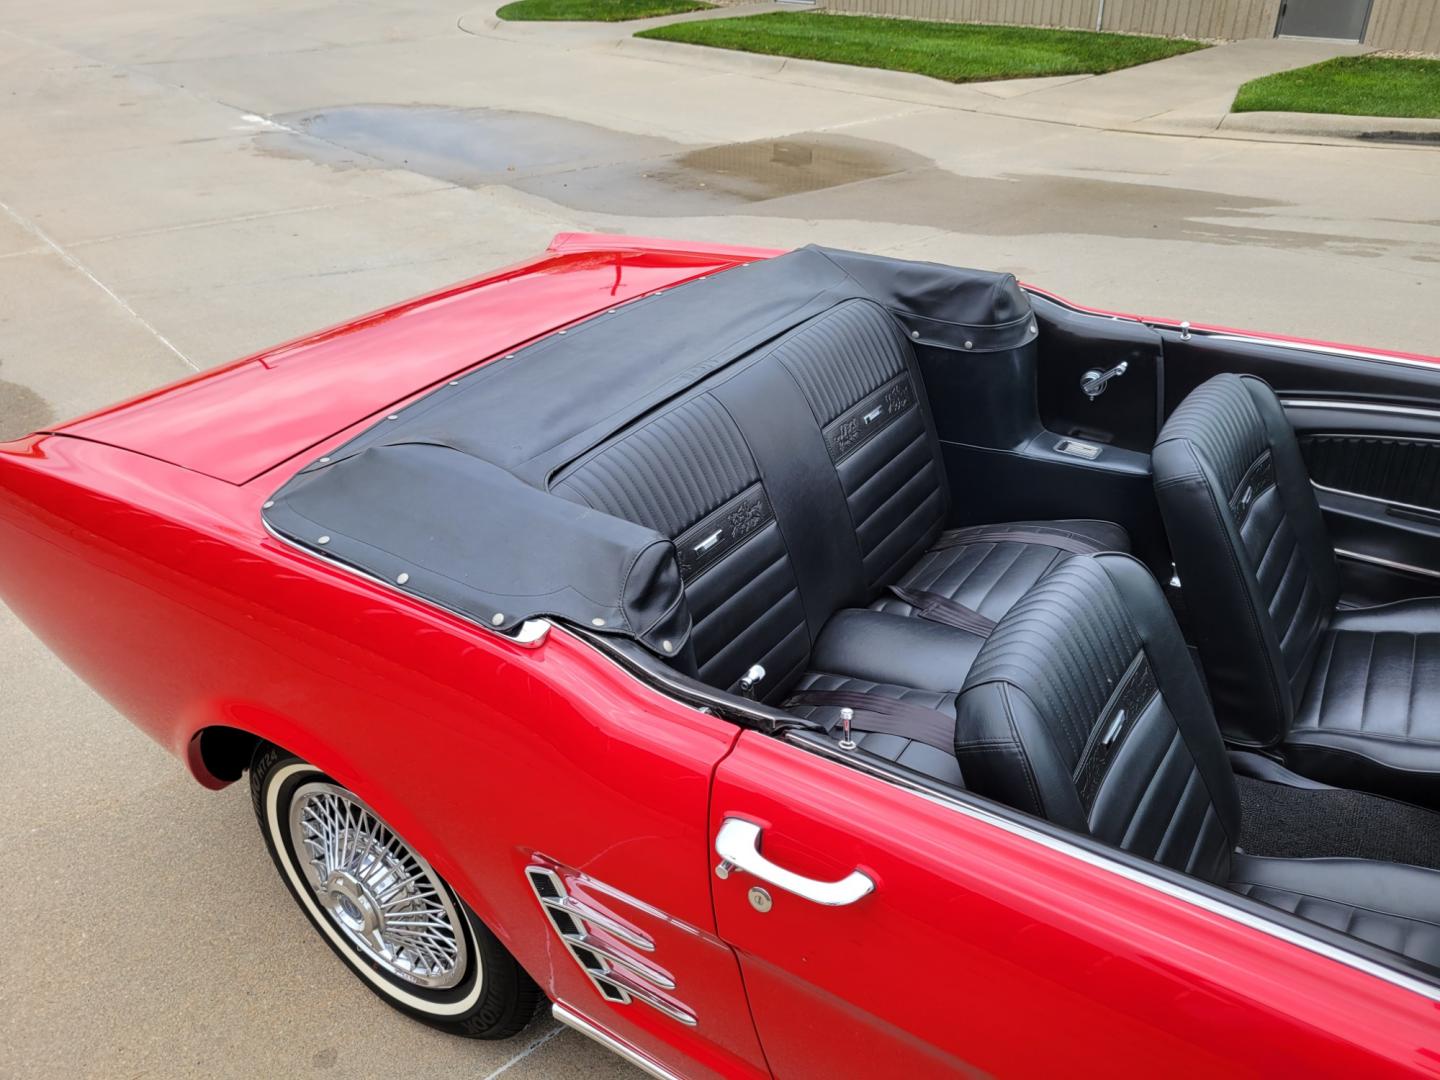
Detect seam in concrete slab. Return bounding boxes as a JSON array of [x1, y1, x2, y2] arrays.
[[64, 189, 448, 251], [479, 1022, 565, 1078], [0, 196, 198, 372]]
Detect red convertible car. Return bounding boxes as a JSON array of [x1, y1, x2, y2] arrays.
[[4, 233, 1440, 1078]]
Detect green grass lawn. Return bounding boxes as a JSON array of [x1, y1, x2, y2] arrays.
[[1233, 56, 1440, 119], [498, 0, 712, 22], [636, 12, 1208, 83]]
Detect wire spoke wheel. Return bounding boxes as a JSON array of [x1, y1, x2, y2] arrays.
[[287, 781, 468, 989]]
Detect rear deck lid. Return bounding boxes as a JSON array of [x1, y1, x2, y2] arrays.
[[55, 238, 768, 484]]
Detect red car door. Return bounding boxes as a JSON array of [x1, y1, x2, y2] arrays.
[[711, 732, 1440, 1079]]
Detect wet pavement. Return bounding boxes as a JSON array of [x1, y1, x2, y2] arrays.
[[1, 0, 1439, 1076]]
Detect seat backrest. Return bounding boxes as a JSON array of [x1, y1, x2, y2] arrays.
[[1152, 374, 1339, 747], [954, 553, 1241, 884], [551, 298, 946, 698], [769, 298, 947, 592]]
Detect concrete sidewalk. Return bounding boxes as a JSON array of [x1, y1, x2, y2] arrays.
[[472, 5, 1382, 139], [976, 36, 1373, 133]]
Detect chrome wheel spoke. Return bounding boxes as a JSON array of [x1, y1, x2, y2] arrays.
[[287, 782, 468, 990]]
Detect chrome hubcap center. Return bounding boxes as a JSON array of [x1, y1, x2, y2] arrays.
[[287, 782, 468, 989], [320, 871, 380, 937]]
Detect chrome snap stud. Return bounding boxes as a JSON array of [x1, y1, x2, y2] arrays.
[[748, 886, 772, 913]]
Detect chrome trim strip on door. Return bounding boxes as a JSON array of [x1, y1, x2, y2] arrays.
[[552, 1003, 687, 1080], [1313, 480, 1440, 518], [784, 732, 1440, 1004], [1282, 398, 1440, 422], [1334, 548, 1440, 580]]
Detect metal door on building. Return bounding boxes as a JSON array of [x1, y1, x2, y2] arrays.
[[1276, 0, 1372, 39]]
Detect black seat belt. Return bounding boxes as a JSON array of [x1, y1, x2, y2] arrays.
[[784, 690, 956, 754], [931, 524, 1110, 556], [886, 585, 996, 637]]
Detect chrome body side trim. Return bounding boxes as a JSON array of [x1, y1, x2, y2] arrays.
[[526, 865, 696, 1027], [540, 894, 655, 951], [552, 1003, 687, 1080], [784, 731, 1440, 1004], [559, 934, 676, 989], [1334, 548, 1440, 580]]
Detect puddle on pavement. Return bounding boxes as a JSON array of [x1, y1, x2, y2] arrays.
[[519, 135, 926, 215], [263, 105, 677, 186], [258, 104, 1420, 261], [260, 104, 923, 213], [754, 168, 1392, 256], [0, 377, 55, 442]]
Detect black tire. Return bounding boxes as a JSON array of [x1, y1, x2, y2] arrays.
[[249, 744, 542, 1038]]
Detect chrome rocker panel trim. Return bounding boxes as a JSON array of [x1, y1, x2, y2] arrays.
[[552, 1002, 686, 1080]]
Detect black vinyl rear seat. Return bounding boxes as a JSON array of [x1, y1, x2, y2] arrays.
[[552, 298, 1128, 785]]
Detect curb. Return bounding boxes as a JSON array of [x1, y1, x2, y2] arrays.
[[1221, 110, 1440, 141]]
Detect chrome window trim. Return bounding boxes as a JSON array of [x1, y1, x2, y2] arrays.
[[1312, 480, 1440, 519], [552, 1002, 687, 1080], [1334, 548, 1440, 581], [784, 732, 1440, 1004]]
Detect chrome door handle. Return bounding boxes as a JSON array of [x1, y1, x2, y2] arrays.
[[714, 818, 875, 906]]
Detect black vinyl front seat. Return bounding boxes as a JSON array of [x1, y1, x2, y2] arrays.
[[954, 553, 1440, 975], [1152, 373, 1440, 806]]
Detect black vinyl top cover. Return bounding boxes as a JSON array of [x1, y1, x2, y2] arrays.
[[263, 245, 1035, 654]]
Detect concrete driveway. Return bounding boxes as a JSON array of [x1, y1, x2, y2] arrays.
[[1, 1, 1438, 1077]]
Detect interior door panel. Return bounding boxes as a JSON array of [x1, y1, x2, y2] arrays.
[[1285, 407, 1440, 602], [1031, 296, 1165, 454], [1156, 329, 1440, 604]]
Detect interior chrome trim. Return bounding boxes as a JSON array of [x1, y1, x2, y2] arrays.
[[552, 1003, 687, 1080], [262, 519, 551, 647], [1334, 548, 1440, 580], [1313, 480, 1440, 518], [1282, 398, 1440, 421], [785, 732, 1440, 1004]]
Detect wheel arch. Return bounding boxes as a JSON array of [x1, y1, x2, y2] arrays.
[[186, 724, 260, 789], [181, 706, 524, 963]]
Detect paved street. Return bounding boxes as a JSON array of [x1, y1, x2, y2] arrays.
[[1, 0, 1438, 1076]]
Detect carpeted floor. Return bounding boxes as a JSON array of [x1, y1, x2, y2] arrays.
[[1236, 775, 1440, 870]]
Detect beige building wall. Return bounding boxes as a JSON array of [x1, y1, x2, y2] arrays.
[[817, 0, 1438, 51], [1364, 0, 1440, 52]]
